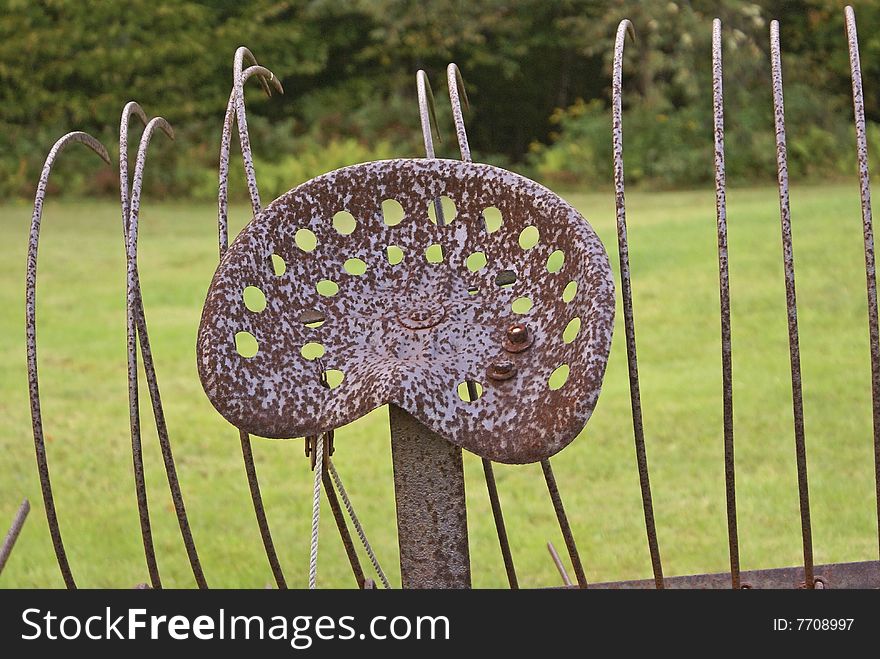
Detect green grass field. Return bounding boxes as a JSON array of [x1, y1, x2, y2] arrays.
[[1, 182, 878, 588]]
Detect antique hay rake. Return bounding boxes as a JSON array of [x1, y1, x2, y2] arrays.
[[4, 7, 880, 590]]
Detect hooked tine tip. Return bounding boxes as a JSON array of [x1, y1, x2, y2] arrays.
[[449, 62, 470, 112], [417, 70, 442, 144], [154, 117, 175, 141], [266, 70, 284, 96], [624, 19, 635, 44], [95, 142, 112, 165], [123, 101, 148, 127]]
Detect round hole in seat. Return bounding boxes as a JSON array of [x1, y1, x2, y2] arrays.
[[301, 342, 326, 360], [548, 364, 570, 391], [546, 249, 565, 273], [332, 211, 357, 235], [457, 380, 484, 402], [518, 226, 539, 250], [344, 257, 368, 275], [243, 286, 267, 313], [482, 206, 503, 233], [323, 369, 345, 389], [295, 228, 317, 252], [563, 317, 581, 344], [382, 199, 404, 226], [427, 196, 457, 225], [235, 331, 258, 358], [316, 279, 339, 297], [512, 296, 533, 314]]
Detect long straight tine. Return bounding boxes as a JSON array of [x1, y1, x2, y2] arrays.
[[217, 54, 288, 588], [541, 459, 587, 588], [712, 19, 741, 590], [845, 5, 880, 564], [612, 19, 665, 590], [441, 65, 519, 588], [0, 500, 31, 575], [770, 20, 815, 589], [26, 131, 110, 589], [120, 104, 208, 589], [322, 466, 366, 588], [238, 431, 287, 588], [481, 458, 518, 589]]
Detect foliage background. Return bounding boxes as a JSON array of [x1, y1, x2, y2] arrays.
[[2, 0, 879, 200]]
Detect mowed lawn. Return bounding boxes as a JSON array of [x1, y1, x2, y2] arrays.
[[1, 182, 878, 588]]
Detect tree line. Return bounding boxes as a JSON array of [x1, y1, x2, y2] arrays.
[[1, 0, 876, 199]]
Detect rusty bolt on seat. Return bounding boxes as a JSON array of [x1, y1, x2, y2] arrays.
[[503, 323, 533, 353], [488, 359, 517, 381]]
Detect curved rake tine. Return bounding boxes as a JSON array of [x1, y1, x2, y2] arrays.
[[26, 131, 111, 589], [218, 52, 288, 589], [541, 459, 587, 588], [770, 20, 815, 589], [420, 66, 519, 588], [124, 116, 176, 589], [612, 19, 665, 589], [218, 63, 283, 256], [120, 107, 208, 589], [712, 19, 741, 590], [235, 46, 274, 99], [234, 49, 284, 218], [416, 69, 446, 227], [0, 500, 31, 576], [845, 5, 880, 564], [447, 62, 471, 162]]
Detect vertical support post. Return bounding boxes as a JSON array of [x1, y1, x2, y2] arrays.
[[389, 404, 471, 588]]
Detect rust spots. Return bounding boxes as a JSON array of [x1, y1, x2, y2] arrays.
[[196, 158, 615, 464]]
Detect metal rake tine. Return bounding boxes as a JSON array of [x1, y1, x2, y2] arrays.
[[119, 104, 208, 588], [447, 62, 471, 162], [712, 18, 741, 591], [26, 131, 111, 589], [612, 18, 665, 590], [235, 46, 275, 98], [770, 19, 815, 589], [0, 500, 31, 576], [416, 69, 442, 157], [233, 52, 283, 219], [218, 63, 284, 257], [540, 459, 587, 588], [321, 459, 367, 588], [844, 4, 880, 564], [416, 70, 446, 227], [119, 101, 148, 226], [124, 117, 173, 589], [428, 63, 519, 588], [217, 56, 289, 589]]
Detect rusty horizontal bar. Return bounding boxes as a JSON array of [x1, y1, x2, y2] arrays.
[[582, 561, 880, 590]]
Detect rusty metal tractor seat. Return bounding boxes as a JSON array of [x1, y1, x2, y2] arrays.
[[197, 158, 615, 464]]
